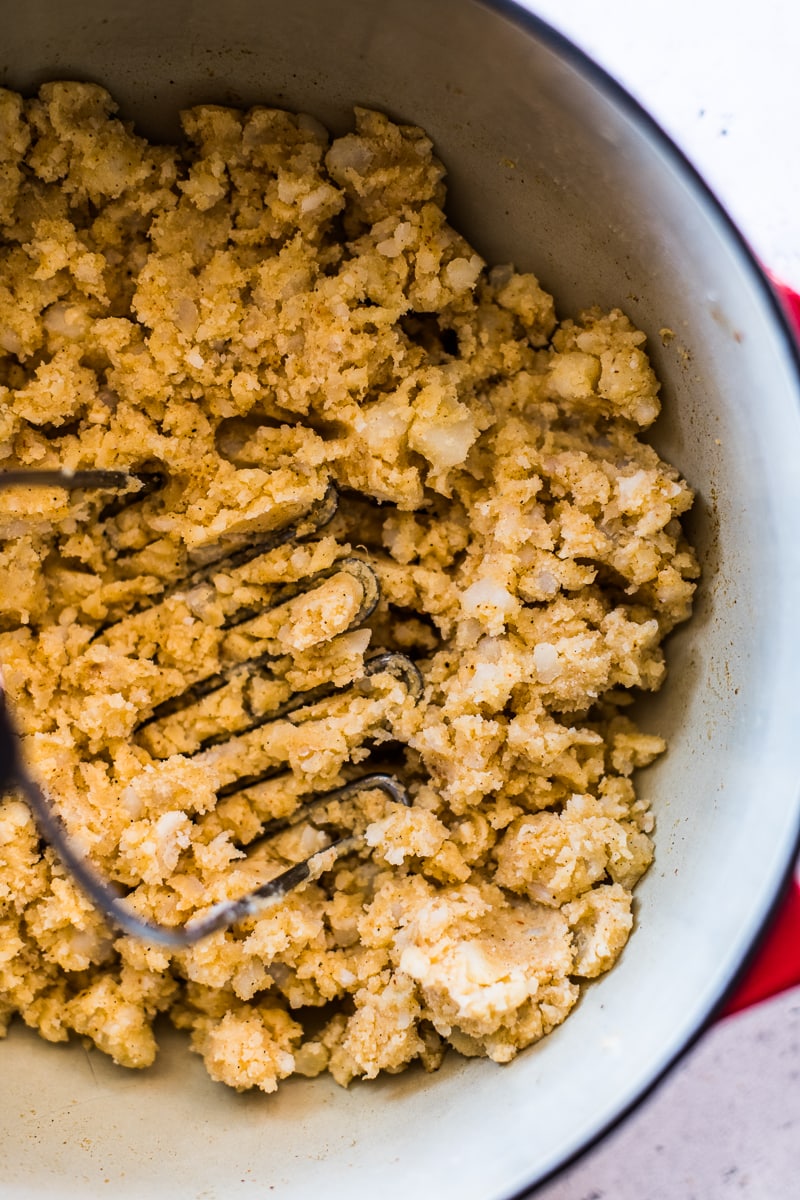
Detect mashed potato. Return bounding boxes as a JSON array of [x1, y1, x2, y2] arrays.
[[0, 83, 698, 1090]]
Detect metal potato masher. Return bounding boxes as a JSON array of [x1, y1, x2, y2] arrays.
[[0, 469, 421, 947]]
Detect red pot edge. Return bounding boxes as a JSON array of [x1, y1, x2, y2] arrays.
[[721, 876, 800, 1015], [719, 276, 800, 1017]]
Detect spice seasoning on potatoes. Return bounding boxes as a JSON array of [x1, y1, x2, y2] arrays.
[[0, 83, 697, 1090]]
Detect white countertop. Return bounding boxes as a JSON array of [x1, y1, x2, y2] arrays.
[[522, 2, 800, 1195], [527, 0, 800, 289]]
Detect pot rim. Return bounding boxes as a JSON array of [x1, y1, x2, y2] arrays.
[[472, 1, 800, 1193]]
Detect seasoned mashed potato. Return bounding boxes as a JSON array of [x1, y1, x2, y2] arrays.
[[0, 83, 698, 1090]]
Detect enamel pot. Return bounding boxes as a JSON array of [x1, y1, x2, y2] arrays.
[[1, 2, 799, 1197]]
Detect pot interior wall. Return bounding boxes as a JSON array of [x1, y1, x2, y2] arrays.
[[2, 2, 800, 1197]]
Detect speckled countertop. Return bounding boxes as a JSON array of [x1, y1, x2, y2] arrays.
[[535, 988, 800, 1198], [524, 1, 800, 1195]]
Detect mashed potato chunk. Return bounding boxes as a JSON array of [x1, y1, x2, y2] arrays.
[[0, 83, 697, 1089]]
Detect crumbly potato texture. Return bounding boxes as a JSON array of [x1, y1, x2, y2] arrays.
[[0, 83, 698, 1091]]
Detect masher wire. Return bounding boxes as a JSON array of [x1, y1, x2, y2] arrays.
[[0, 469, 421, 946]]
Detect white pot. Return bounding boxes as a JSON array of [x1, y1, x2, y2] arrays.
[[2, 2, 799, 1196]]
